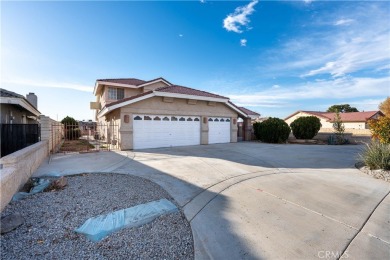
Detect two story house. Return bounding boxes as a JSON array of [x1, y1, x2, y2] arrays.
[[90, 77, 257, 150]]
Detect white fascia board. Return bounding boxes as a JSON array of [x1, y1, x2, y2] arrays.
[[138, 79, 172, 88], [154, 91, 228, 103], [0, 97, 40, 116], [225, 102, 249, 118], [97, 93, 155, 118]]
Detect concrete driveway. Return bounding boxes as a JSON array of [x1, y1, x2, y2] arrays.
[[34, 143, 390, 259]]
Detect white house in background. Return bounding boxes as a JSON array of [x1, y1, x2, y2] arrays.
[[284, 110, 384, 130]]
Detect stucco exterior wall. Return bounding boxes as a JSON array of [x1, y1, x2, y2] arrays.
[[117, 97, 238, 149], [142, 82, 170, 92]]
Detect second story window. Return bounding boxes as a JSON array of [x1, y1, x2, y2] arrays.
[[108, 87, 124, 100]]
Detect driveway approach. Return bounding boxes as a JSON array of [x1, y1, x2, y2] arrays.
[[34, 143, 390, 259]]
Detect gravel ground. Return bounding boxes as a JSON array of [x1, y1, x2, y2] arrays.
[[1, 173, 194, 259]]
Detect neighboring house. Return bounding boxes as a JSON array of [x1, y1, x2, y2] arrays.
[[90, 77, 256, 150], [78, 120, 97, 135], [238, 107, 260, 122], [0, 89, 41, 157], [0, 89, 40, 124], [284, 110, 384, 130]]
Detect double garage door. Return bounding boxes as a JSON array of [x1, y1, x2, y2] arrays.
[[133, 115, 230, 149]]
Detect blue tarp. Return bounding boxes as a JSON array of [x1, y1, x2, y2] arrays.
[[75, 198, 178, 242], [12, 178, 51, 201]]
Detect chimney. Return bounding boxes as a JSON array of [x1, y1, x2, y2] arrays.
[[26, 93, 38, 109]]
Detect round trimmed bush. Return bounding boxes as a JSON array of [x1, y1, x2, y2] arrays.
[[290, 116, 321, 139], [253, 117, 291, 143]]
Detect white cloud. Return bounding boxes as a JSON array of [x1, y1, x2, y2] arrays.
[[226, 76, 390, 108], [303, 0, 313, 4], [272, 84, 280, 89], [240, 39, 247, 46], [334, 19, 354, 26], [179, 34, 183, 37], [2, 78, 93, 92], [223, 0, 259, 33], [255, 3, 390, 80], [200, 0, 206, 3]]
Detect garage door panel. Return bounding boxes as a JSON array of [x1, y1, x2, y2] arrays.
[[209, 117, 231, 144], [133, 115, 200, 149]]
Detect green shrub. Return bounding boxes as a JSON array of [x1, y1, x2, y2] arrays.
[[253, 117, 291, 143], [359, 141, 390, 170], [290, 116, 321, 139], [65, 128, 81, 140]]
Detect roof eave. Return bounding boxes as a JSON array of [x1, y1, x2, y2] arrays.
[[0, 97, 40, 116]]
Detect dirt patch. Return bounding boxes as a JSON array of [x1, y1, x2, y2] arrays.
[[60, 139, 95, 152]]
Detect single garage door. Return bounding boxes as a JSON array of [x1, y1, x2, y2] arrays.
[[208, 117, 231, 144], [133, 115, 200, 149]]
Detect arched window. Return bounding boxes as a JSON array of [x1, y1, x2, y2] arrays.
[[163, 117, 169, 121], [134, 116, 142, 120], [154, 116, 161, 121], [144, 116, 152, 120]]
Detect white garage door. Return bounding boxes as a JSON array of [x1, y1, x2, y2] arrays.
[[208, 117, 231, 144], [133, 115, 200, 149]]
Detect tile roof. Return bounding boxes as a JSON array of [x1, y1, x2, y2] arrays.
[[106, 90, 153, 107], [287, 110, 383, 122], [97, 77, 171, 87], [320, 111, 382, 122], [155, 85, 229, 99], [0, 88, 25, 99], [238, 107, 260, 116]]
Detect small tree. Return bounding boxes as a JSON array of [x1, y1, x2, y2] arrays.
[[368, 116, 390, 144], [253, 117, 291, 143], [61, 116, 78, 128], [379, 97, 390, 117], [290, 116, 321, 139], [61, 116, 80, 140], [333, 111, 346, 144]]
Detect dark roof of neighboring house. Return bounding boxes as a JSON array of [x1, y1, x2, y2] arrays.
[[238, 107, 260, 116], [0, 88, 25, 99], [155, 85, 229, 99], [97, 77, 171, 86], [285, 110, 383, 122]]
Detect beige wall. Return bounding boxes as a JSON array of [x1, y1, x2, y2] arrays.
[[142, 81, 170, 92], [40, 116, 63, 154], [0, 141, 49, 212], [115, 97, 238, 149]]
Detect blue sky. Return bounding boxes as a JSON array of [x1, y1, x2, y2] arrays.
[[1, 0, 389, 121]]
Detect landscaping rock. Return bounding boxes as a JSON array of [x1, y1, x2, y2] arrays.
[[0, 213, 24, 234], [53, 176, 68, 189]]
